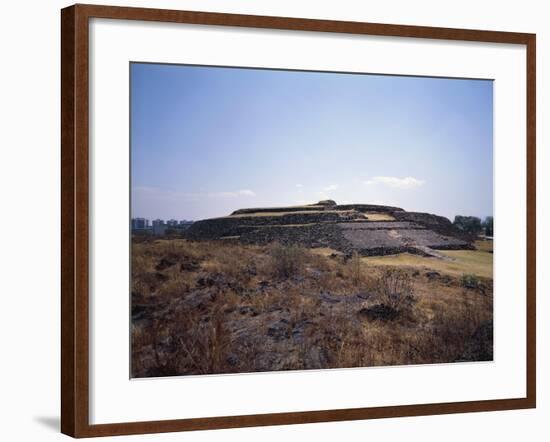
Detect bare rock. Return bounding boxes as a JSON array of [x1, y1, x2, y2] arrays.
[[425, 271, 441, 280], [359, 304, 399, 321], [155, 258, 176, 271], [267, 319, 291, 341], [239, 306, 258, 317]]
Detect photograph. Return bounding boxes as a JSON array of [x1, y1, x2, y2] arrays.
[[130, 62, 494, 378]]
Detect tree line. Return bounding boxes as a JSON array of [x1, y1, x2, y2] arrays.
[[453, 215, 493, 237]]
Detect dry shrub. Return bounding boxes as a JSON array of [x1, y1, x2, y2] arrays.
[[347, 251, 363, 286], [140, 306, 234, 377], [374, 268, 414, 311], [268, 243, 306, 278]]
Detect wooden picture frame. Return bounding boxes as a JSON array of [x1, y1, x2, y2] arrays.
[[61, 3, 536, 438]]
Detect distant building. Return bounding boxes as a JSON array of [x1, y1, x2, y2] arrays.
[[131, 217, 149, 230], [130, 217, 193, 236], [152, 219, 166, 236]]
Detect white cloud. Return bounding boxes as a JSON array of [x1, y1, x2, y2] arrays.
[[323, 184, 339, 191], [133, 186, 200, 202], [295, 184, 304, 188], [134, 187, 255, 201], [364, 176, 425, 189], [208, 189, 256, 199]]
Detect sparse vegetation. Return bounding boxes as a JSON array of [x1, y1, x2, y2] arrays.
[[374, 268, 414, 312], [348, 251, 363, 286], [460, 273, 481, 289], [132, 237, 493, 377], [268, 243, 306, 278]]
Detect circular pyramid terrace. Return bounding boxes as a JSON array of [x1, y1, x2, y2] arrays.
[[184, 200, 473, 257]]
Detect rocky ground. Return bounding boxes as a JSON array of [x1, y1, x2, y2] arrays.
[[131, 238, 493, 378]]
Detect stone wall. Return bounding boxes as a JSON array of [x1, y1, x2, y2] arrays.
[[231, 205, 323, 215], [391, 211, 465, 238], [239, 223, 350, 251], [186, 211, 359, 240]]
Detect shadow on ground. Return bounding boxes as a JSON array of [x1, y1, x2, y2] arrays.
[[34, 416, 59, 432]]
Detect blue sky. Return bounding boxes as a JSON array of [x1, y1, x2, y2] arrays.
[[131, 63, 493, 221]]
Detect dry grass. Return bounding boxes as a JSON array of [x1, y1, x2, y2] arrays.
[[268, 243, 307, 278], [475, 239, 494, 253], [310, 247, 342, 257], [363, 212, 396, 221], [131, 238, 492, 378], [363, 247, 493, 279]]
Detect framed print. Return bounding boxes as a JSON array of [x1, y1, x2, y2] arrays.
[[61, 4, 536, 438]]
